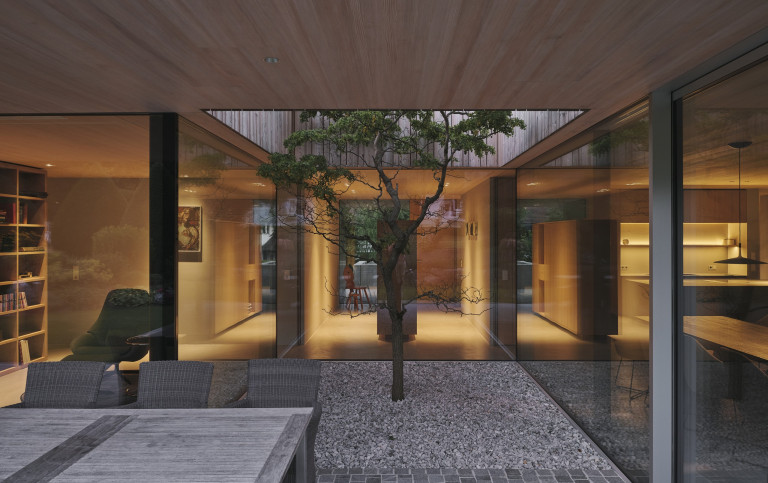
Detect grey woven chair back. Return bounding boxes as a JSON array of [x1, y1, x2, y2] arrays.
[[23, 361, 107, 408], [136, 361, 214, 409], [247, 359, 321, 408]]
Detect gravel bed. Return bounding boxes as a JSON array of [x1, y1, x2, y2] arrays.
[[316, 361, 614, 470]]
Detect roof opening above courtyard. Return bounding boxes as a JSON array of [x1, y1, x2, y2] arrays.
[[206, 109, 584, 169]]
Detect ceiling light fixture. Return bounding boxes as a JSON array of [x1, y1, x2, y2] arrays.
[[715, 141, 764, 265], [264, 57, 279, 64], [45, 163, 54, 167]]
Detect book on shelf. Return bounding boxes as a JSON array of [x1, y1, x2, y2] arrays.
[[19, 339, 30, 364], [18, 292, 27, 309], [1, 292, 15, 312], [0, 203, 15, 224], [19, 203, 28, 224]]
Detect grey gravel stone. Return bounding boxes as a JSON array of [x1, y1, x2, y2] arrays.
[[316, 361, 613, 470]]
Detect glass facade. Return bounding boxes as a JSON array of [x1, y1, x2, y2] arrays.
[[516, 103, 650, 480], [0, 115, 150, 407], [679, 59, 768, 481], [284, 168, 515, 361], [176, 119, 277, 361]]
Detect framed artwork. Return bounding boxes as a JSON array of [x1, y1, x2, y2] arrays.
[[178, 206, 202, 262]]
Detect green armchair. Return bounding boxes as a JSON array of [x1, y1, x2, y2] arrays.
[[62, 288, 152, 365]]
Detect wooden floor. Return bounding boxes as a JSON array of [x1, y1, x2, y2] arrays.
[[288, 309, 512, 360]]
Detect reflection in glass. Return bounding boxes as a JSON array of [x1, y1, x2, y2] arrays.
[[0, 115, 151, 407], [517, 103, 650, 481], [680, 59, 768, 482], [176, 120, 277, 361]]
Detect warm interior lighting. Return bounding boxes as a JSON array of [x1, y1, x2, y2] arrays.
[[714, 141, 764, 265]]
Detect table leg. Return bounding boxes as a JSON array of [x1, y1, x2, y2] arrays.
[[295, 432, 308, 483]]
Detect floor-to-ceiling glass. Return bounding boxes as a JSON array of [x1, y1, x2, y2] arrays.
[[0, 115, 150, 406], [680, 58, 768, 482], [517, 103, 650, 481], [286, 168, 513, 360], [176, 119, 277, 361]]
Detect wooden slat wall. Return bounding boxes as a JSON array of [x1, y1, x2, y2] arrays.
[[208, 110, 294, 155], [209, 109, 583, 168]]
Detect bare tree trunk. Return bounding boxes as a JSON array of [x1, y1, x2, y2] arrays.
[[385, 251, 406, 401], [391, 313, 404, 401]]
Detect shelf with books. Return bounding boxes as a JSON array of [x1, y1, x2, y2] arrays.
[[0, 162, 47, 374]]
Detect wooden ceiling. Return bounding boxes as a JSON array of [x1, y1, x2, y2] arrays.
[[0, 1, 766, 184]]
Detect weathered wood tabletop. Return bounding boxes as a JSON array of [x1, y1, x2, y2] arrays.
[[0, 407, 312, 483]]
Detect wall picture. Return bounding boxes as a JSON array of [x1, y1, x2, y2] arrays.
[[178, 206, 202, 262]]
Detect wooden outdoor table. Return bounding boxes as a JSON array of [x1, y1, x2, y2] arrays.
[[0, 407, 312, 483]]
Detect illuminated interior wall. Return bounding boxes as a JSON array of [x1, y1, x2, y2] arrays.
[[460, 179, 492, 339], [303, 207, 338, 341], [416, 200, 459, 298], [177, 197, 262, 337]]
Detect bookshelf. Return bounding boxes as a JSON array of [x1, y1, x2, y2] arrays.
[[0, 161, 47, 375]]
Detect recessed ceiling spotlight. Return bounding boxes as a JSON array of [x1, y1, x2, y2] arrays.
[[45, 163, 54, 167], [625, 182, 641, 186], [252, 182, 265, 187], [526, 182, 540, 186], [264, 57, 279, 64], [597, 188, 610, 193]]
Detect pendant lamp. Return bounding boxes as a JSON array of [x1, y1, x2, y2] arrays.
[[714, 141, 765, 265]]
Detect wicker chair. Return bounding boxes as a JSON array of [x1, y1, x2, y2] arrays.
[[228, 359, 322, 482], [6, 361, 108, 408], [118, 360, 214, 409]]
